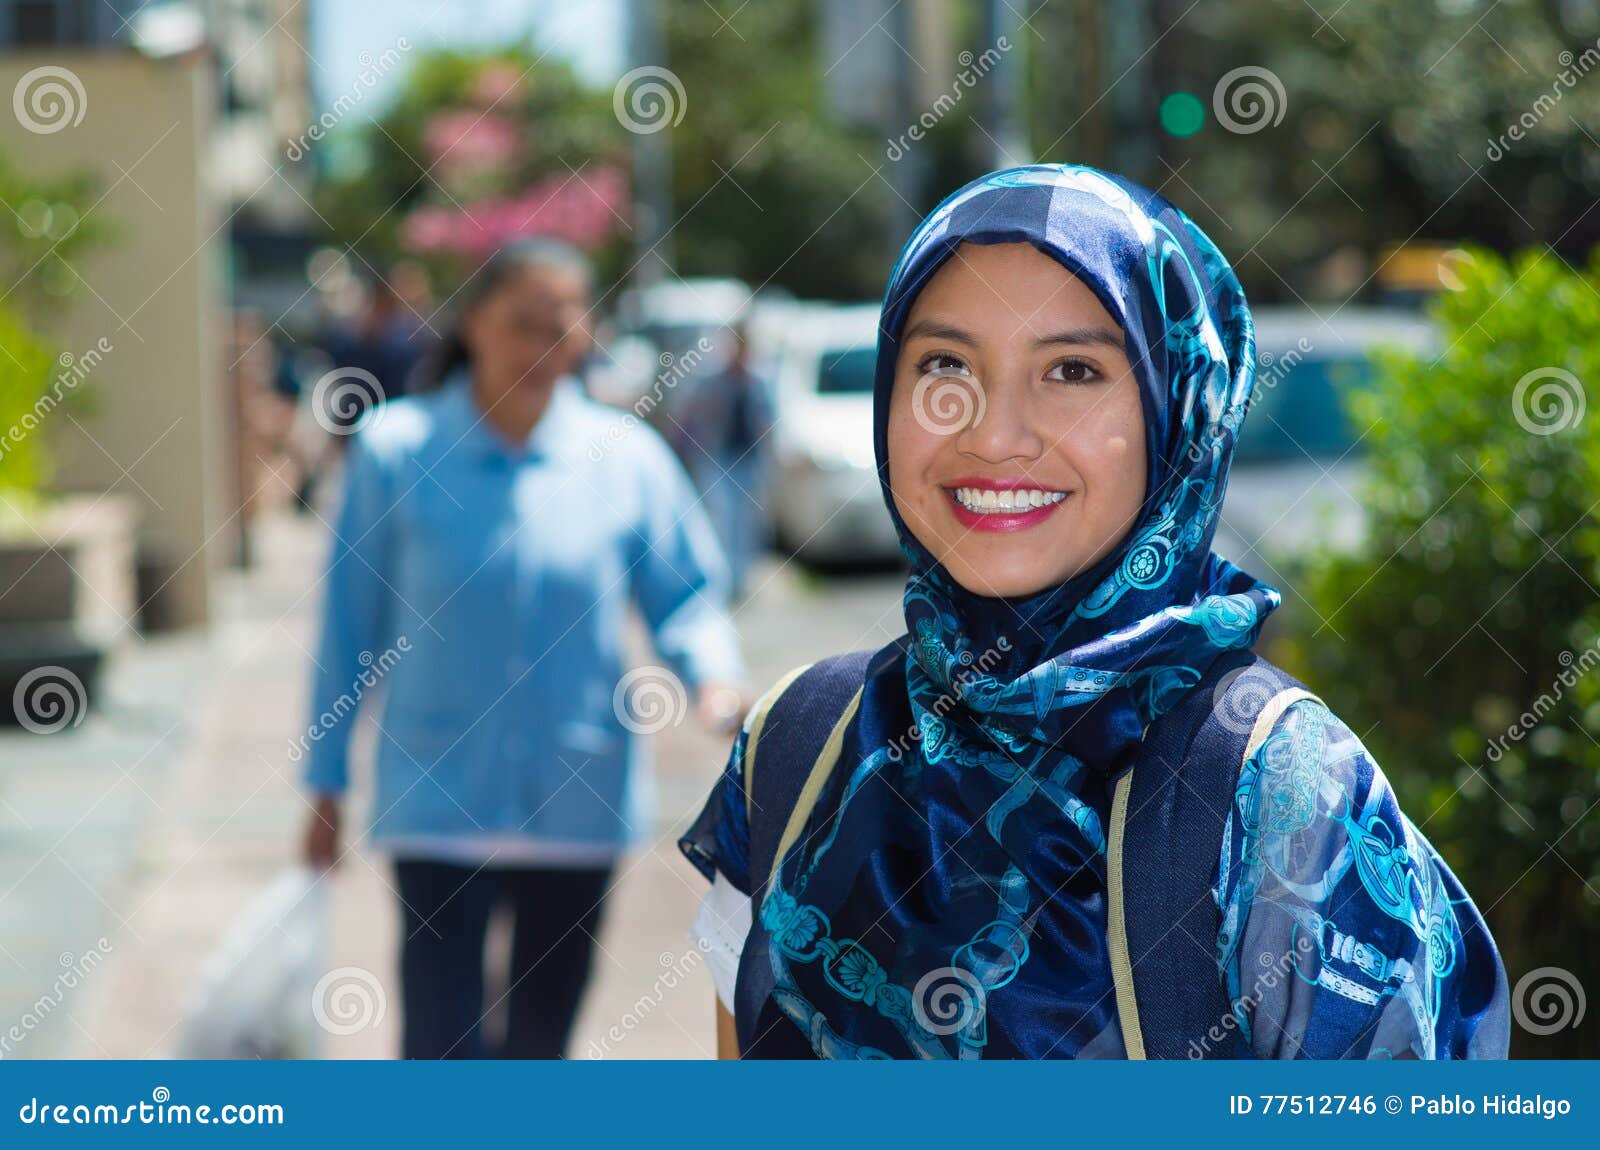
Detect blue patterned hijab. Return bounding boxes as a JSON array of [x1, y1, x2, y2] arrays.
[[880, 165, 1278, 778], [751, 165, 1284, 1058]]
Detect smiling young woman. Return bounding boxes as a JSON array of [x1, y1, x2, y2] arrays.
[[680, 165, 1510, 1061], [886, 241, 1147, 599]]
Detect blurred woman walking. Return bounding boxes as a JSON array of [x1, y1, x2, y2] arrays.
[[300, 238, 746, 1059]]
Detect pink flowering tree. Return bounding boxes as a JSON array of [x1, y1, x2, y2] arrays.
[[318, 47, 629, 281]]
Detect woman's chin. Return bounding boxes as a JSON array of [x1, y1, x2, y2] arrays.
[[939, 554, 1077, 601], [512, 371, 561, 394]]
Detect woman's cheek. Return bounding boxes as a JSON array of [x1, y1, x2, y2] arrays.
[[887, 420, 943, 546], [1079, 389, 1145, 489], [1097, 426, 1148, 525], [885, 403, 924, 485]]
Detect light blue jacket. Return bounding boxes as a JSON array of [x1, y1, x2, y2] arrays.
[[302, 374, 745, 850]]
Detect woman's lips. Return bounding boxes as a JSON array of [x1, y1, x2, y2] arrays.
[[941, 480, 1070, 533]]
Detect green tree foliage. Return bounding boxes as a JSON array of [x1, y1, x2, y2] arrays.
[[0, 304, 58, 497], [315, 47, 629, 283], [661, 0, 893, 298], [0, 151, 112, 320], [1039, 0, 1600, 300], [317, 6, 909, 300], [1280, 249, 1600, 1056], [0, 150, 110, 502]]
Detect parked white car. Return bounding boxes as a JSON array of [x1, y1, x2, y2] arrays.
[[1214, 306, 1437, 577], [768, 304, 902, 566], [598, 277, 755, 414]]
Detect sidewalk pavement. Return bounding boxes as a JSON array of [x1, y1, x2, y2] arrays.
[[1, 503, 904, 1060]]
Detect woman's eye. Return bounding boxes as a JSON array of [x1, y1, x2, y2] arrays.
[[918, 353, 971, 376], [1047, 358, 1100, 384]]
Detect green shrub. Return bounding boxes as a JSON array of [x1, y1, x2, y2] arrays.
[[0, 302, 58, 502], [1279, 248, 1600, 1057], [0, 151, 110, 318], [0, 148, 110, 513]]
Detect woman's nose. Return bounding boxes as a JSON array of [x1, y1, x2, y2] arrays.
[[954, 372, 1042, 464]]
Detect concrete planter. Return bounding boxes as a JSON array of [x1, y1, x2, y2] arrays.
[[0, 494, 139, 639], [0, 624, 102, 730], [0, 494, 138, 728]]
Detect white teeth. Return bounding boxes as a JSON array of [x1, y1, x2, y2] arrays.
[[951, 487, 1067, 513]]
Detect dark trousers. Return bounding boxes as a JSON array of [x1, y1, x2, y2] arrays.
[[392, 859, 612, 1059]]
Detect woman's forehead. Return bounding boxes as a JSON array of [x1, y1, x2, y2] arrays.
[[905, 241, 1122, 339], [493, 262, 589, 304]]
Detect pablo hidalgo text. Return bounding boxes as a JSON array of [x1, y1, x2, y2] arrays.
[[1410, 1094, 1571, 1119]]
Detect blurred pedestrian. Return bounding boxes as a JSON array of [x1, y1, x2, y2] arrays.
[[300, 237, 748, 1060], [361, 275, 431, 401], [674, 324, 774, 598], [319, 271, 431, 417]]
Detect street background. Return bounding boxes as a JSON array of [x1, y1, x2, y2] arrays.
[[4, 495, 905, 1059], [2, 0, 1598, 1059]]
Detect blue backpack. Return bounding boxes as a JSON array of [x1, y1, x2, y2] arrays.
[[736, 639, 1319, 1060]]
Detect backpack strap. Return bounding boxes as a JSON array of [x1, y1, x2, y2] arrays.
[[1107, 651, 1322, 1060], [730, 643, 900, 1054], [744, 647, 880, 901]]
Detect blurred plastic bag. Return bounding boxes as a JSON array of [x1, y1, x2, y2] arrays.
[[175, 866, 328, 1059]]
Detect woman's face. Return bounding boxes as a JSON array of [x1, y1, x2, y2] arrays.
[[887, 241, 1147, 599], [463, 263, 592, 400]]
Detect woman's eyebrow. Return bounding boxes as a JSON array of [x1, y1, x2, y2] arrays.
[[901, 318, 978, 345], [1033, 326, 1125, 351], [901, 319, 1126, 351]]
